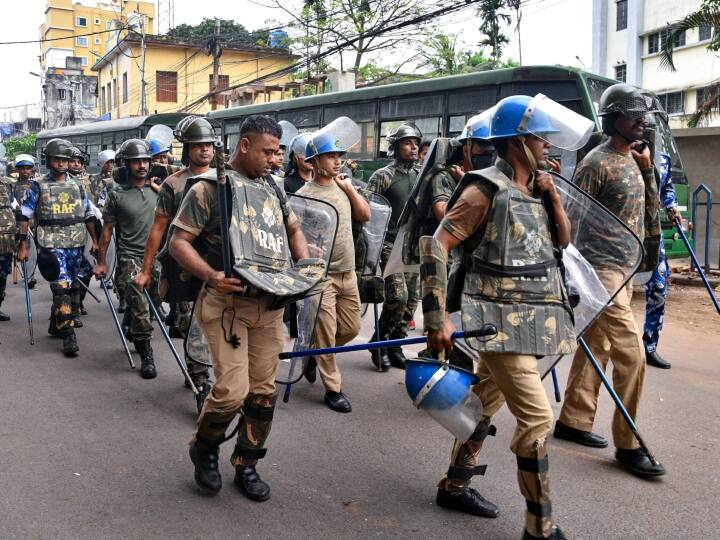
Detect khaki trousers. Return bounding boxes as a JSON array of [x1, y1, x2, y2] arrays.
[[559, 270, 645, 450], [196, 286, 284, 422], [313, 271, 361, 393]]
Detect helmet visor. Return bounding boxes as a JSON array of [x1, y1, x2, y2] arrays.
[[278, 121, 299, 148], [145, 125, 174, 150], [520, 94, 594, 151], [315, 116, 361, 154]]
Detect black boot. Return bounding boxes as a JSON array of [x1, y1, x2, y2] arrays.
[[646, 350, 671, 369], [523, 525, 567, 539], [73, 317, 84, 328], [118, 297, 126, 313], [369, 336, 391, 372], [303, 357, 317, 384], [234, 466, 271, 501], [0, 309, 9, 322], [62, 330, 80, 357], [436, 487, 499, 518], [324, 390, 352, 413], [136, 339, 157, 379], [48, 313, 63, 337], [79, 302, 87, 316], [387, 346, 408, 370], [28, 278, 37, 290], [615, 448, 666, 478], [189, 436, 222, 494]]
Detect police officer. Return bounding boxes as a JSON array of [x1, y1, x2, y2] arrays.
[[169, 115, 314, 500], [555, 83, 667, 478], [367, 123, 423, 370], [0, 172, 17, 321], [133, 116, 217, 408], [92, 150, 116, 208], [643, 152, 679, 369], [17, 138, 99, 356], [283, 133, 314, 194], [297, 118, 370, 412], [94, 139, 159, 379], [11, 154, 38, 289], [421, 96, 579, 540]]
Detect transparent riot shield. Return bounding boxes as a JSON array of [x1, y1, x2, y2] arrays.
[[184, 300, 213, 368], [20, 231, 38, 282], [275, 194, 338, 386], [452, 172, 643, 377], [359, 192, 391, 278]]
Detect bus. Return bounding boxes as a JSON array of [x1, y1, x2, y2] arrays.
[[208, 66, 690, 258], [34, 113, 188, 174]]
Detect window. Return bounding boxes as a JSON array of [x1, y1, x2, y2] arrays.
[[697, 86, 720, 111], [113, 78, 118, 107], [76, 36, 88, 47], [324, 102, 376, 123], [122, 72, 128, 104], [94, 37, 101, 45], [278, 109, 319, 128], [101, 87, 106, 114], [379, 117, 441, 155], [106, 20, 113, 30], [94, 17, 101, 25], [648, 33, 659, 54], [448, 88, 497, 115], [79, 56, 88, 67], [673, 29, 686, 47], [380, 95, 443, 119], [616, 0, 627, 31], [57, 88, 66, 100], [156, 71, 178, 102], [76, 16, 87, 27], [107, 82, 112, 109], [208, 74, 230, 107], [614, 64, 627, 83], [699, 24, 712, 41], [658, 91, 684, 114]]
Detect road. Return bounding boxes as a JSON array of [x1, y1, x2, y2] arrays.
[[0, 278, 717, 539]]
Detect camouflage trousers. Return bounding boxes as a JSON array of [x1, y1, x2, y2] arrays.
[[643, 241, 668, 353], [117, 255, 160, 342], [379, 243, 419, 339], [0, 252, 11, 305], [75, 255, 94, 307], [48, 248, 84, 334], [439, 352, 554, 539]]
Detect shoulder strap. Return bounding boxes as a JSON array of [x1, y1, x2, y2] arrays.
[[264, 175, 290, 228]]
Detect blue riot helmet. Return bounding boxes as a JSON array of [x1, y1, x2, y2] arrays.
[[459, 107, 496, 170], [148, 138, 170, 157], [305, 116, 361, 161], [14, 154, 35, 168], [459, 107, 495, 142], [405, 358, 484, 442]]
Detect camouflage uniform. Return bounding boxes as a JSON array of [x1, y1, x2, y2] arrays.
[[643, 160, 677, 354], [172, 168, 299, 470], [421, 159, 575, 538], [559, 141, 652, 451], [155, 168, 209, 382], [103, 182, 158, 343], [367, 159, 420, 339], [20, 174, 94, 335], [0, 177, 17, 312], [90, 172, 115, 207]]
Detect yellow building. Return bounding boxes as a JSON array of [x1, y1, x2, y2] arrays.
[[39, 0, 155, 76], [91, 34, 297, 118]]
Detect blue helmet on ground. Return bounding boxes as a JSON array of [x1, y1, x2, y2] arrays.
[[405, 358, 478, 410], [14, 154, 35, 167], [305, 116, 361, 161], [148, 139, 170, 157]]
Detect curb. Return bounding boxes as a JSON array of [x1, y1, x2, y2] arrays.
[[669, 272, 720, 288]]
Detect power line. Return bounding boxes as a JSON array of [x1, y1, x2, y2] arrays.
[[0, 27, 121, 46]]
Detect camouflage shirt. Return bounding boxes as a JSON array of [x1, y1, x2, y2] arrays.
[[156, 167, 193, 219], [172, 168, 297, 273], [367, 159, 420, 241], [90, 172, 114, 207], [430, 167, 458, 206], [20, 173, 93, 222]]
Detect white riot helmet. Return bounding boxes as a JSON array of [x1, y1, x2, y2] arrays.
[[14, 154, 36, 167], [98, 149, 116, 167]]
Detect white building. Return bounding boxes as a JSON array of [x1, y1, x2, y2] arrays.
[[592, 0, 720, 129]]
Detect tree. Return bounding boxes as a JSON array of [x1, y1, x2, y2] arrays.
[[660, 0, 720, 126], [478, 0, 511, 66], [170, 18, 270, 48], [4, 134, 36, 161], [417, 31, 518, 77], [506, 0, 523, 65]]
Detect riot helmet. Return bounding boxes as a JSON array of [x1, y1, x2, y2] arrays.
[[14, 154, 35, 168], [174, 116, 216, 144], [386, 123, 423, 158], [459, 108, 496, 170], [277, 120, 299, 150], [286, 132, 314, 177], [44, 138, 74, 160], [118, 139, 152, 160], [598, 83, 664, 120], [305, 117, 360, 161]]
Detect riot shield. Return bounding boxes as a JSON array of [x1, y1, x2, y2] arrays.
[[20, 231, 38, 282], [452, 173, 643, 377], [184, 300, 213, 367], [358, 192, 391, 277], [84, 227, 116, 284], [145, 125, 174, 149], [274, 194, 338, 386]]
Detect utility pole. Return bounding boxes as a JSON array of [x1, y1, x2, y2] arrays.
[[210, 18, 222, 111], [139, 12, 148, 116]]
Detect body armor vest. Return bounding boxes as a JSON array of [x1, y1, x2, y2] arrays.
[[0, 180, 17, 253], [461, 166, 575, 356], [36, 179, 86, 249], [383, 162, 418, 240]]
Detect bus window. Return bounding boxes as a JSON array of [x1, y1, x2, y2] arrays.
[[380, 95, 443, 119], [278, 109, 320, 128], [102, 133, 115, 149], [448, 87, 497, 115], [346, 121, 376, 160], [324, 102, 375, 124], [448, 115, 467, 137], [379, 117, 441, 155], [227, 133, 240, 154]]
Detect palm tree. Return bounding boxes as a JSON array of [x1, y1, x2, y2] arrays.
[[660, 0, 720, 127], [478, 0, 511, 66]]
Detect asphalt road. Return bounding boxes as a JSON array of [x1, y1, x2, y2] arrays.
[[0, 279, 717, 539]]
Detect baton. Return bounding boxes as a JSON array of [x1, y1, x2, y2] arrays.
[[142, 287, 198, 395], [674, 217, 720, 315], [579, 337, 660, 467], [76, 278, 102, 304], [100, 279, 136, 368], [550, 367, 561, 403], [12, 256, 18, 285], [279, 325, 498, 360], [21, 261, 34, 346]]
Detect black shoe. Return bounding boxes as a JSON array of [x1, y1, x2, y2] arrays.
[[234, 466, 271, 501], [117, 299, 126, 314], [324, 391, 352, 413], [62, 331, 79, 357], [0, 310, 9, 322], [189, 437, 222, 494], [523, 525, 567, 539], [79, 303, 88, 316], [387, 346, 407, 370], [646, 350, 671, 369], [303, 357, 317, 384], [195, 380, 212, 415], [436, 487, 499, 518], [136, 340, 157, 379], [73, 317, 83, 328], [48, 317, 62, 337], [168, 326, 184, 339], [615, 448, 666, 478], [553, 421, 608, 448], [28, 278, 37, 290]]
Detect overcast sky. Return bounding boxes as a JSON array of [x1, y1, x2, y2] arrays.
[[0, 0, 591, 122]]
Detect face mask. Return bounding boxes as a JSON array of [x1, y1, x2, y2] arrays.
[[471, 153, 494, 170]]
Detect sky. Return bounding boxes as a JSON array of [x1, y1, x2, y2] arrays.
[[0, 0, 591, 122]]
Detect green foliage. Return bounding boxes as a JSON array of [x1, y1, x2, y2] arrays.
[[4, 134, 36, 161], [417, 31, 518, 77], [478, 0, 512, 63], [169, 18, 271, 48]]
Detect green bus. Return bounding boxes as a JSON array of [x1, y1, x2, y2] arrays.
[[35, 113, 188, 174]]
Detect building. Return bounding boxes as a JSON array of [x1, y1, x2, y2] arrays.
[[39, 0, 155, 76], [91, 33, 297, 118], [43, 57, 98, 129], [592, 0, 720, 129]]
